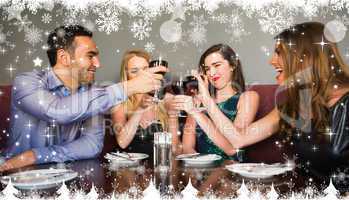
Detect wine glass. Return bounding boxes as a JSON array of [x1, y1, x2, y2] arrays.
[[148, 59, 168, 103], [171, 75, 187, 117], [182, 75, 206, 112]]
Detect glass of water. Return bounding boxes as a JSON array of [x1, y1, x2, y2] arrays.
[[0, 156, 5, 165], [153, 132, 172, 172]]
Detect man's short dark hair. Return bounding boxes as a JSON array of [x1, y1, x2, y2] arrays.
[[47, 25, 93, 67]]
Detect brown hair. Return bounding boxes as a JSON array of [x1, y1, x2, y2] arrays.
[[276, 22, 349, 135], [198, 44, 246, 94]]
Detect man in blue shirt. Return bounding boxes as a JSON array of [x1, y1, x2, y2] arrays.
[[0, 25, 167, 171]]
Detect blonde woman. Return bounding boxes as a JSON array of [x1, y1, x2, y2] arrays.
[[112, 49, 180, 155]]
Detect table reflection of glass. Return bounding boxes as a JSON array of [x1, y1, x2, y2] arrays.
[[0, 156, 5, 165]]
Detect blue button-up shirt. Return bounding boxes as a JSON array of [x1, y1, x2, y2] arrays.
[[3, 69, 127, 164]]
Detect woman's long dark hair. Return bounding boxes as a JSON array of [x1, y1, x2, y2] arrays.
[[199, 44, 246, 96]]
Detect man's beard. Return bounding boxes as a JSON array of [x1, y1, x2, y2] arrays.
[[78, 67, 94, 85]]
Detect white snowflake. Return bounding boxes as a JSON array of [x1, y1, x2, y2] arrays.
[[188, 26, 207, 47], [330, 0, 346, 11], [5, 2, 25, 21], [12, 15, 32, 32], [25, 0, 42, 14], [336, 14, 349, 26], [129, 2, 161, 21], [130, 19, 152, 40], [41, 1, 54, 11], [144, 42, 155, 53], [301, 1, 320, 18], [41, 13, 52, 24], [185, 0, 203, 11], [189, 15, 209, 29], [158, 0, 175, 13], [82, 19, 95, 32], [225, 11, 250, 42], [258, 5, 294, 35], [62, 11, 88, 26], [0, 25, 15, 51], [24, 25, 43, 47], [211, 13, 229, 24], [95, 8, 121, 35], [202, 0, 221, 13], [63, 17, 78, 26], [187, 14, 208, 47]]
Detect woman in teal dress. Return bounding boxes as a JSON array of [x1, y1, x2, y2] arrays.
[[195, 93, 241, 160], [173, 44, 260, 161]]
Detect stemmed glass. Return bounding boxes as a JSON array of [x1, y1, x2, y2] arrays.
[[182, 75, 206, 112], [148, 58, 168, 103], [171, 74, 187, 117], [171, 71, 206, 117]]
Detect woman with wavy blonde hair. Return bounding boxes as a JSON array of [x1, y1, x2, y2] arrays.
[[112, 49, 180, 155]]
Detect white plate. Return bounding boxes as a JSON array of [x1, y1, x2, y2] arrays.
[[226, 163, 294, 179], [182, 154, 222, 165], [0, 169, 78, 190], [104, 152, 149, 164]]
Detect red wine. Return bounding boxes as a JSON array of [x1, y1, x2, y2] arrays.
[[148, 59, 168, 96], [171, 81, 185, 95], [149, 59, 168, 76], [183, 76, 199, 96]]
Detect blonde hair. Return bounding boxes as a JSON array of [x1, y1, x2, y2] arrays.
[[119, 49, 168, 130]]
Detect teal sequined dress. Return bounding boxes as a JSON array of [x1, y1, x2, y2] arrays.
[[195, 93, 243, 161]]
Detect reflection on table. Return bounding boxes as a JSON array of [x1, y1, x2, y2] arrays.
[[2, 154, 348, 199]]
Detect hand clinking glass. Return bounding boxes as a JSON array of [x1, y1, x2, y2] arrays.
[[148, 59, 168, 103], [171, 73, 206, 117]]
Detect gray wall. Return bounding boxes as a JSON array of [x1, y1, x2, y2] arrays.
[[0, 3, 348, 86]]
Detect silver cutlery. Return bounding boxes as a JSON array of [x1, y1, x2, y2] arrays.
[[175, 153, 201, 160], [109, 152, 136, 161]]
